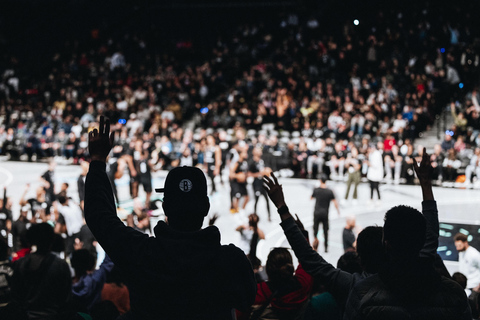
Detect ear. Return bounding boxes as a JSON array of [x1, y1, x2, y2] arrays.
[[203, 198, 210, 217], [162, 201, 169, 217]]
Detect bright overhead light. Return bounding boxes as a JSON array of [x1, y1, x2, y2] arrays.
[[353, 19, 360, 26]]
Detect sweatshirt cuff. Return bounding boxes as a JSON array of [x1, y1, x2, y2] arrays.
[[422, 200, 437, 211], [280, 216, 297, 231], [89, 161, 107, 172]]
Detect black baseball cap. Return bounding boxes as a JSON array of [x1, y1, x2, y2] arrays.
[[155, 166, 208, 202]]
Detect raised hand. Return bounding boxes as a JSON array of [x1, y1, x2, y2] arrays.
[[88, 116, 114, 162], [413, 147, 434, 201], [263, 172, 286, 209], [413, 147, 433, 185]]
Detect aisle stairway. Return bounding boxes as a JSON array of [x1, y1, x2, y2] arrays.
[[415, 110, 453, 151]]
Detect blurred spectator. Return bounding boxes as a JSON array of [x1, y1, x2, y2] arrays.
[[454, 233, 480, 290], [11, 223, 72, 319]]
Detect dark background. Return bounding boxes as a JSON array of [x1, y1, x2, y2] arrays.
[[0, 0, 477, 77]]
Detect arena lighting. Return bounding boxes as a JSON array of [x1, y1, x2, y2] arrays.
[[353, 19, 359, 26], [459, 83, 464, 89], [440, 48, 446, 53]]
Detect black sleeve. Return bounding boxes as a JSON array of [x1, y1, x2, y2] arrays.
[[77, 176, 85, 202], [224, 245, 257, 312], [419, 200, 438, 260], [281, 217, 355, 306], [85, 161, 149, 265]]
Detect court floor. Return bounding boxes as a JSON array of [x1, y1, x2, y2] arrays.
[[1, 160, 479, 274]]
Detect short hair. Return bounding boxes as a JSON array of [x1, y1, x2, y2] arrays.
[[383, 205, 426, 257], [57, 195, 67, 205], [452, 272, 467, 289], [319, 174, 328, 184], [337, 251, 362, 274], [356, 226, 385, 273], [71, 249, 96, 278], [26, 223, 55, 253], [454, 233, 468, 243]]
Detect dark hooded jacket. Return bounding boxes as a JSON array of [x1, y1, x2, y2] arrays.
[[343, 257, 472, 320], [11, 252, 71, 319], [85, 161, 256, 319]]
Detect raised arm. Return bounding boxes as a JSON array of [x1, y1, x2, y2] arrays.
[[413, 148, 438, 259], [85, 116, 148, 264], [263, 173, 355, 307]]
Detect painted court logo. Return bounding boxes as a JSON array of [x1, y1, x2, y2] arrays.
[[179, 179, 193, 192]]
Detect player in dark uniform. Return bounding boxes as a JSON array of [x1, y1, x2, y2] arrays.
[[230, 147, 249, 213], [204, 135, 222, 195], [311, 174, 340, 252], [248, 148, 271, 221]]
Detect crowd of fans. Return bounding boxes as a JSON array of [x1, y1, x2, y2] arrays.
[[0, 2, 480, 318], [0, 4, 479, 188]]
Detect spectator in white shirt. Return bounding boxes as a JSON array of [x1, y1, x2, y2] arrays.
[[57, 195, 84, 256], [455, 233, 480, 289]]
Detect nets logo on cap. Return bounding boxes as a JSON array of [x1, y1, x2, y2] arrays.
[[179, 179, 193, 192]]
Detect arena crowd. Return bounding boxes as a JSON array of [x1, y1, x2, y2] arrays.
[[0, 1, 480, 319]]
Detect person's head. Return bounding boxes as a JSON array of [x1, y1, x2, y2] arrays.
[[61, 182, 69, 192], [319, 174, 328, 185], [48, 160, 56, 171], [71, 249, 96, 278], [356, 226, 385, 273], [248, 213, 259, 228], [346, 216, 356, 229], [454, 233, 469, 252], [156, 166, 210, 231], [26, 223, 55, 254], [20, 205, 29, 218], [337, 251, 362, 274], [206, 134, 215, 146], [81, 161, 90, 175], [452, 272, 467, 289], [266, 248, 294, 284], [239, 147, 248, 160], [252, 147, 262, 160], [57, 195, 68, 206], [383, 205, 426, 259]]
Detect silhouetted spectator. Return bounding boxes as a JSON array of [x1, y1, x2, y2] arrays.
[[10, 223, 72, 319], [0, 237, 27, 320], [71, 249, 114, 312], [263, 149, 441, 315], [239, 248, 313, 320], [337, 252, 362, 275], [85, 117, 256, 319], [342, 216, 356, 252], [101, 266, 130, 315]]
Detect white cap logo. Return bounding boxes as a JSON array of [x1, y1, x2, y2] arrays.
[[179, 179, 193, 192]]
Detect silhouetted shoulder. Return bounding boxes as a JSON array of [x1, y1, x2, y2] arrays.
[[345, 274, 471, 320]]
